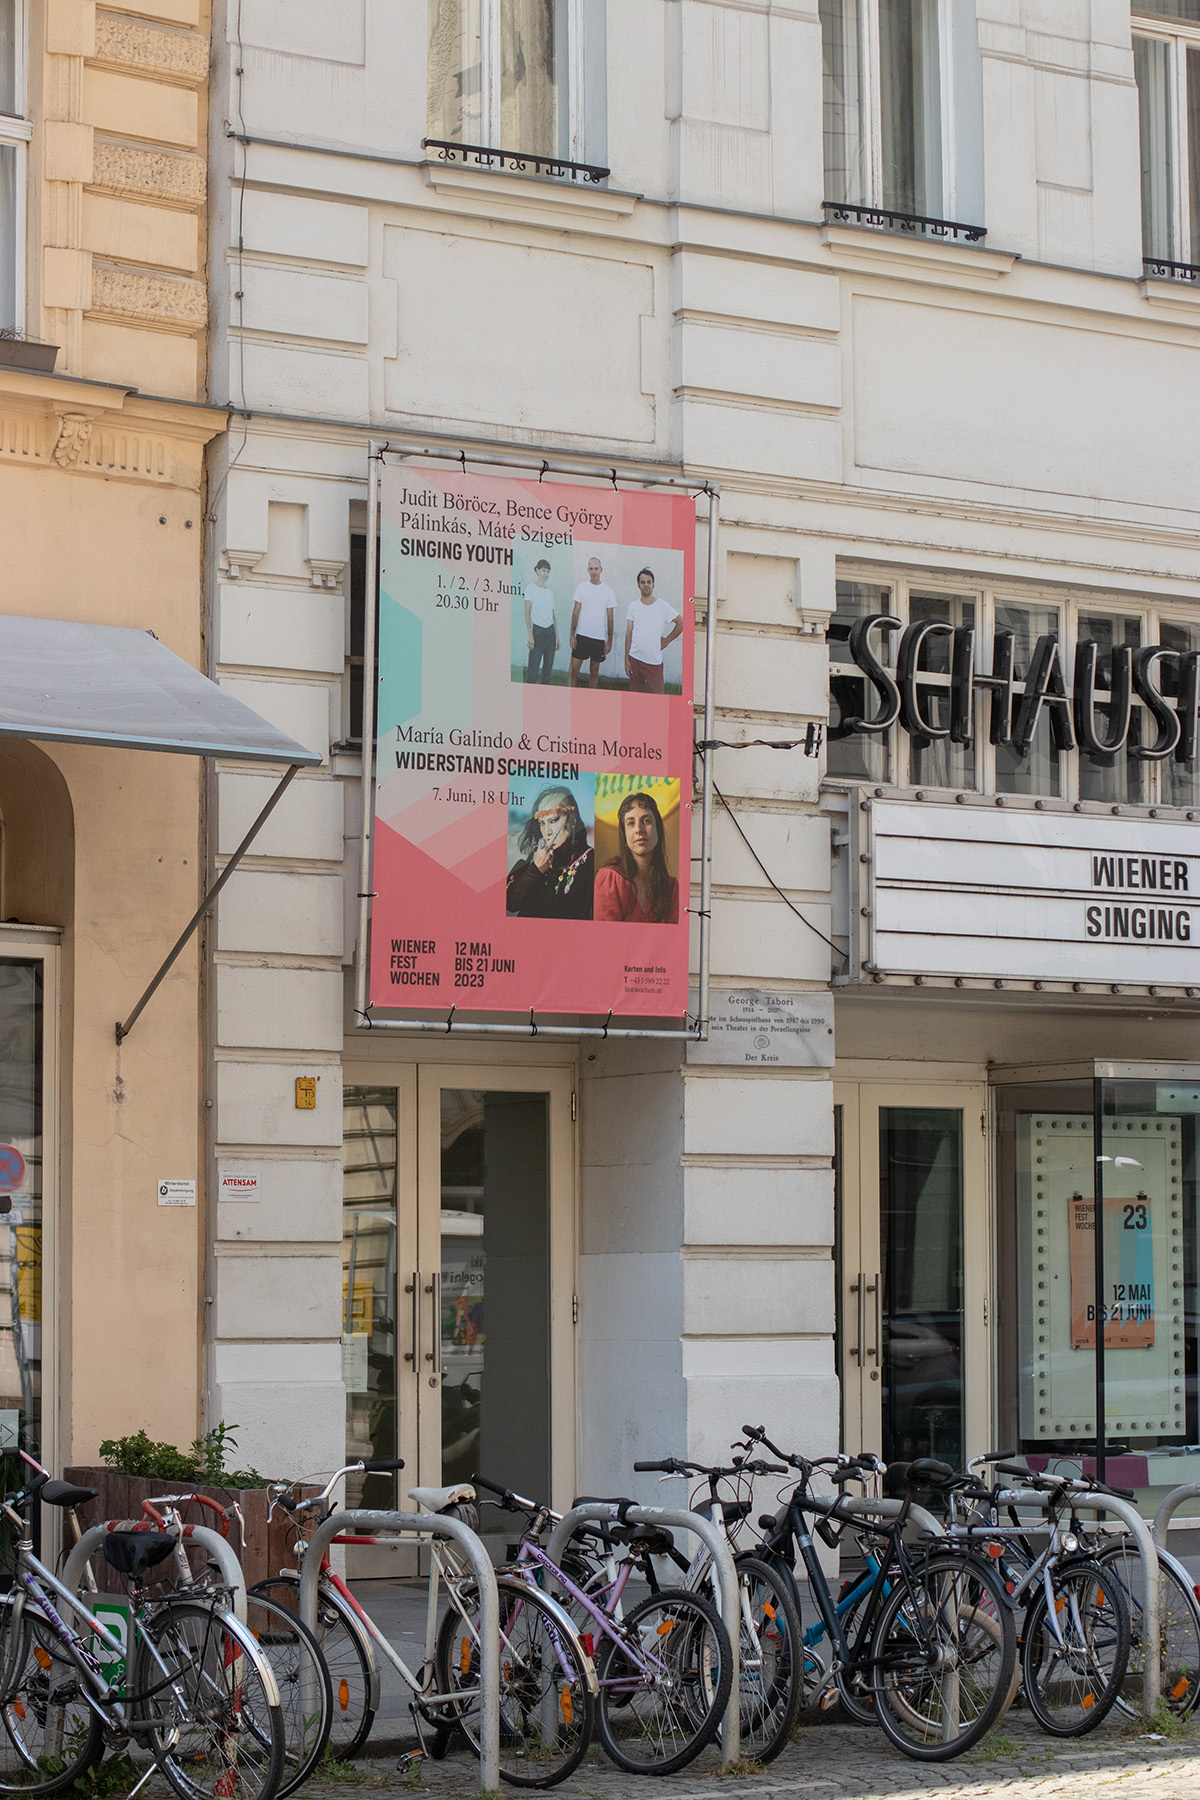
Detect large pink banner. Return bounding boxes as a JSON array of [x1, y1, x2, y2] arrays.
[[369, 466, 696, 1018]]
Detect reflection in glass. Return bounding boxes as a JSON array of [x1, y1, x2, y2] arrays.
[[827, 581, 893, 784], [879, 0, 942, 216], [994, 602, 1062, 797], [441, 1091, 550, 1505], [427, 0, 566, 156], [1077, 613, 1143, 806], [820, 0, 864, 202], [342, 1088, 398, 1510], [1135, 34, 1176, 262], [0, 145, 15, 332], [500, 0, 565, 156], [428, 0, 484, 144], [0, 1, 14, 117], [907, 592, 976, 790], [0, 963, 41, 1462], [1160, 618, 1200, 809], [879, 1109, 963, 1469]]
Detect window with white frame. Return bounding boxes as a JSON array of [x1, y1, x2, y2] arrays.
[[427, 0, 584, 160], [0, 0, 29, 332], [820, 0, 948, 219], [827, 572, 1200, 810], [1133, 3, 1200, 274]]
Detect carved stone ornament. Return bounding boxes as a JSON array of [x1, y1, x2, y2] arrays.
[[52, 414, 93, 468], [306, 557, 346, 591], [223, 548, 264, 580]]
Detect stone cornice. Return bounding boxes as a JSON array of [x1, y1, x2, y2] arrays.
[[0, 365, 226, 483]]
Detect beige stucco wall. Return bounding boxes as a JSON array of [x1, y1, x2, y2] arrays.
[[0, 0, 224, 1465]]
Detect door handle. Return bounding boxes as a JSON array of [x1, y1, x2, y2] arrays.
[[425, 1272, 442, 1380], [405, 1272, 420, 1365], [867, 1275, 881, 1362], [849, 1273, 865, 1364]]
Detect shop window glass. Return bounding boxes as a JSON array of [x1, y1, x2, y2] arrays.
[[994, 601, 1062, 798], [1077, 613, 1144, 806], [342, 1087, 399, 1511], [1159, 617, 1200, 808], [907, 591, 976, 791], [827, 581, 893, 784], [0, 961, 41, 1466]]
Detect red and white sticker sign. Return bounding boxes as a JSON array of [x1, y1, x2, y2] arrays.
[[219, 1170, 260, 1202]]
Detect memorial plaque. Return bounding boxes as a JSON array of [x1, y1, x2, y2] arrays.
[[687, 990, 835, 1067]]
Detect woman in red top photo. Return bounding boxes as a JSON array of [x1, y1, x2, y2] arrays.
[[594, 791, 679, 924]]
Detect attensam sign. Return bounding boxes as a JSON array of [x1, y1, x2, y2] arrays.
[[370, 466, 696, 1018]]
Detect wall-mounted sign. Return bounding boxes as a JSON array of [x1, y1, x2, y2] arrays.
[[686, 989, 835, 1066], [848, 799, 1200, 986], [369, 466, 696, 1019], [157, 1179, 196, 1208], [219, 1171, 260, 1202], [831, 616, 1199, 762]]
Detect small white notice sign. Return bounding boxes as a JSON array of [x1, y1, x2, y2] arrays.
[[687, 989, 835, 1067], [220, 1171, 260, 1202], [157, 1179, 196, 1208]]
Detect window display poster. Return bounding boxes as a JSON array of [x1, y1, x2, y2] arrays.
[[370, 466, 696, 1017], [1068, 1195, 1155, 1350]]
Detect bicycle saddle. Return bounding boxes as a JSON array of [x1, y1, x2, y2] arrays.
[[100, 1531, 177, 1578], [40, 1481, 97, 1509], [408, 1483, 475, 1512], [906, 1458, 955, 1486]]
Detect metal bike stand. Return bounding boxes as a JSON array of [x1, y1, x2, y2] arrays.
[[62, 1520, 248, 1623], [840, 1496, 944, 1539], [543, 1501, 741, 1768], [1152, 1481, 1200, 1549], [300, 1509, 500, 1794], [997, 1486, 1161, 1716]]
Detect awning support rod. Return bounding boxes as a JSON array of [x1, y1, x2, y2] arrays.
[[115, 763, 301, 1045]]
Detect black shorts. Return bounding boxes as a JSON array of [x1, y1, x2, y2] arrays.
[[573, 634, 606, 663]]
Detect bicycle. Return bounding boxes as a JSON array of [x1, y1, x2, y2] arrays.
[[0, 1453, 284, 1799], [262, 1460, 595, 1787], [733, 1429, 1018, 1759], [467, 1472, 733, 1776]]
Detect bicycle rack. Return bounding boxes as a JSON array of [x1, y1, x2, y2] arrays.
[[543, 1501, 741, 1768], [1152, 1481, 1200, 1549], [996, 1486, 1161, 1716], [300, 1508, 500, 1794], [840, 1496, 945, 1539], [62, 1520, 248, 1623]]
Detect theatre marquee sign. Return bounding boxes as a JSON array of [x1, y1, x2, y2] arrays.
[[844, 800, 1200, 989]]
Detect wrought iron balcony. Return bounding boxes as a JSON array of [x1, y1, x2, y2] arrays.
[[422, 139, 610, 186], [1143, 256, 1200, 283], [822, 200, 986, 243]]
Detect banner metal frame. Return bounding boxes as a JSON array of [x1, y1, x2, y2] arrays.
[[353, 440, 717, 1041]]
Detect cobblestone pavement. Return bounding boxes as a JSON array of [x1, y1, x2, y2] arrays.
[[287, 1714, 1200, 1800]]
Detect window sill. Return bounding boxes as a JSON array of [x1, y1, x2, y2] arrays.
[[420, 157, 640, 222], [820, 219, 1017, 282], [1139, 271, 1200, 317]]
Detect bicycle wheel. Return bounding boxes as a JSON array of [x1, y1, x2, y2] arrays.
[[132, 1598, 285, 1800], [1094, 1538, 1200, 1719], [1021, 1559, 1130, 1736], [245, 1590, 332, 1796], [0, 1597, 103, 1796], [871, 1553, 1016, 1760], [436, 1576, 594, 1788], [249, 1576, 375, 1759], [594, 1587, 732, 1775], [729, 1556, 802, 1763]]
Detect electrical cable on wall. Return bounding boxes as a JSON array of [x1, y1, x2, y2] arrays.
[[208, 0, 251, 525]]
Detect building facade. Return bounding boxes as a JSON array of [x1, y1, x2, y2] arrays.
[[0, 0, 227, 1472], [205, 0, 1200, 1515]]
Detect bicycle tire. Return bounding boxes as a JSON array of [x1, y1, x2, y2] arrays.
[[1093, 1538, 1200, 1719], [1021, 1558, 1130, 1736], [132, 1598, 286, 1800], [0, 1596, 103, 1796], [435, 1575, 595, 1788], [245, 1589, 333, 1795], [594, 1587, 732, 1776], [249, 1576, 376, 1760], [871, 1553, 1017, 1760], [730, 1556, 803, 1762]]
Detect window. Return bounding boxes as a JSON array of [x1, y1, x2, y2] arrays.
[[427, 0, 578, 159], [0, 0, 29, 332], [820, 0, 944, 219], [826, 572, 1200, 809], [1133, 13, 1200, 275]]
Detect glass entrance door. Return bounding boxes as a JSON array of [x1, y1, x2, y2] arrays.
[[836, 1083, 989, 1469], [342, 1062, 575, 1548]]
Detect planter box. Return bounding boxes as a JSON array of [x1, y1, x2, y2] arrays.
[[63, 1468, 316, 1595], [0, 339, 59, 373]]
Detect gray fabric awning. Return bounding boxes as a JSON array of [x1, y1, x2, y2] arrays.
[[0, 615, 320, 765]]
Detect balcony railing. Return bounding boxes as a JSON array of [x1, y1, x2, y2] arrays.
[[822, 200, 986, 243], [422, 139, 610, 185], [1143, 256, 1200, 283]]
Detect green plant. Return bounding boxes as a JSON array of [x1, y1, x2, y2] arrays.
[[1119, 1697, 1197, 1742], [97, 1421, 266, 1487], [69, 1750, 139, 1794]]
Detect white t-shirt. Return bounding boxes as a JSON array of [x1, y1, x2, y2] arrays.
[[573, 581, 616, 641], [626, 595, 680, 666], [526, 584, 556, 629]]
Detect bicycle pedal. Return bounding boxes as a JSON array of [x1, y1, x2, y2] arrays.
[[397, 1751, 423, 1777]]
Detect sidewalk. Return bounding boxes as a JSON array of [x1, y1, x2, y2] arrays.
[[301, 1713, 1200, 1800]]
